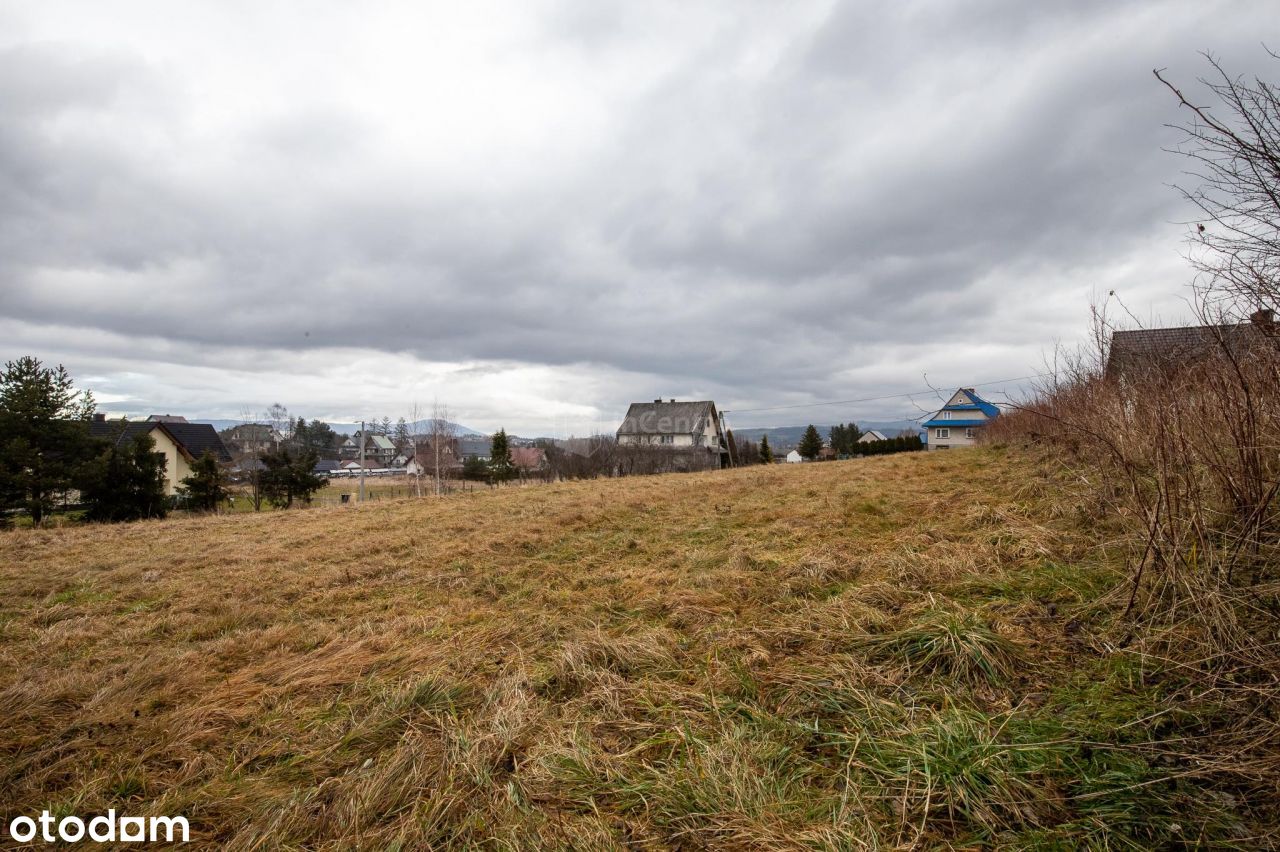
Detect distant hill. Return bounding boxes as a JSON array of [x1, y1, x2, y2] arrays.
[[729, 422, 918, 451]]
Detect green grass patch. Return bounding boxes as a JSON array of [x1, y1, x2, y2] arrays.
[[855, 608, 1022, 685]]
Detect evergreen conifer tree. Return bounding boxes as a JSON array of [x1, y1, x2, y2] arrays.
[[798, 425, 823, 460], [82, 432, 169, 522], [0, 356, 98, 525], [463, 456, 490, 481], [830, 424, 845, 456], [180, 450, 228, 512], [260, 447, 324, 508], [489, 428, 514, 482]]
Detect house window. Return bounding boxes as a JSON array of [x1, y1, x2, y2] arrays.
[[659, 435, 674, 444], [941, 411, 951, 420], [936, 428, 950, 439], [935, 444, 950, 450], [965, 428, 976, 439]]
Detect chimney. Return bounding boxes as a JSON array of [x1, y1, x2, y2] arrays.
[[93, 412, 105, 423], [654, 398, 663, 403], [1250, 308, 1276, 333], [669, 398, 676, 403]]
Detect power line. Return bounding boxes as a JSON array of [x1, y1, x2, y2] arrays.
[[722, 373, 1045, 415]]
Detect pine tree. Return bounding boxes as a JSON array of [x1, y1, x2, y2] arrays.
[[291, 416, 308, 451], [798, 425, 823, 460], [0, 356, 98, 525], [759, 434, 774, 464], [488, 428, 514, 482], [180, 451, 228, 512], [81, 432, 169, 522], [829, 423, 862, 456], [463, 456, 489, 481], [260, 447, 325, 508]]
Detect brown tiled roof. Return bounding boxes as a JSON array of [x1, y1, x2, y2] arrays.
[[510, 447, 546, 469]]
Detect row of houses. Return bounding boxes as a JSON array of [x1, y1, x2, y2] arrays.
[[84, 416, 553, 496], [85, 384, 1017, 496], [330, 433, 546, 474], [614, 388, 1003, 468], [100, 313, 1266, 493]]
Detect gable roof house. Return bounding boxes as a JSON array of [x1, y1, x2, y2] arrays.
[[858, 430, 888, 443], [401, 437, 462, 472], [340, 432, 397, 464], [312, 459, 343, 477], [616, 399, 730, 469], [923, 388, 1000, 451], [457, 436, 492, 462], [89, 415, 233, 495], [221, 423, 282, 457], [1105, 309, 1278, 381]]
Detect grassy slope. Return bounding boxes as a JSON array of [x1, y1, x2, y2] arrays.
[[0, 450, 1265, 848]]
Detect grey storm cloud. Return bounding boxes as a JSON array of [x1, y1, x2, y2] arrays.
[[0, 0, 1276, 431]]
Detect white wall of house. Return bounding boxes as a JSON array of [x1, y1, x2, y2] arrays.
[[619, 433, 696, 446], [925, 390, 994, 451], [147, 429, 193, 495], [928, 424, 984, 450], [786, 450, 803, 463], [700, 417, 720, 446]]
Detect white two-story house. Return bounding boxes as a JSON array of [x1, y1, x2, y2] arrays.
[[616, 399, 730, 469], [923, 388, 1000, 450]]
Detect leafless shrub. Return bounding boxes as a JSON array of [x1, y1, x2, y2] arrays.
[[1156, 52, 1280, 314], [989, 304, 1280, 606], [990, 53, 1280, 615]]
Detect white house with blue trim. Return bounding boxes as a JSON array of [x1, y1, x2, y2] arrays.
[[923, 388, 999, 450]]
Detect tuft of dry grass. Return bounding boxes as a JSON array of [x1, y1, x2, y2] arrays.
[[1, 449, 1276, 848]]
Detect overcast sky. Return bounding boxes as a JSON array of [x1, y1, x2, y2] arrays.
[[1, 1, 1275, 435]]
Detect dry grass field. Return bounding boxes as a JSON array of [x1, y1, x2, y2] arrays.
[[1, 449, 1274, 848]]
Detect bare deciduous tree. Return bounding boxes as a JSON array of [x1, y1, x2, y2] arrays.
[[264, 403, 292, 448], [405, 401, 427, 498], [1156, 53, 1280, 316], [429, 401, 458, 497]]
